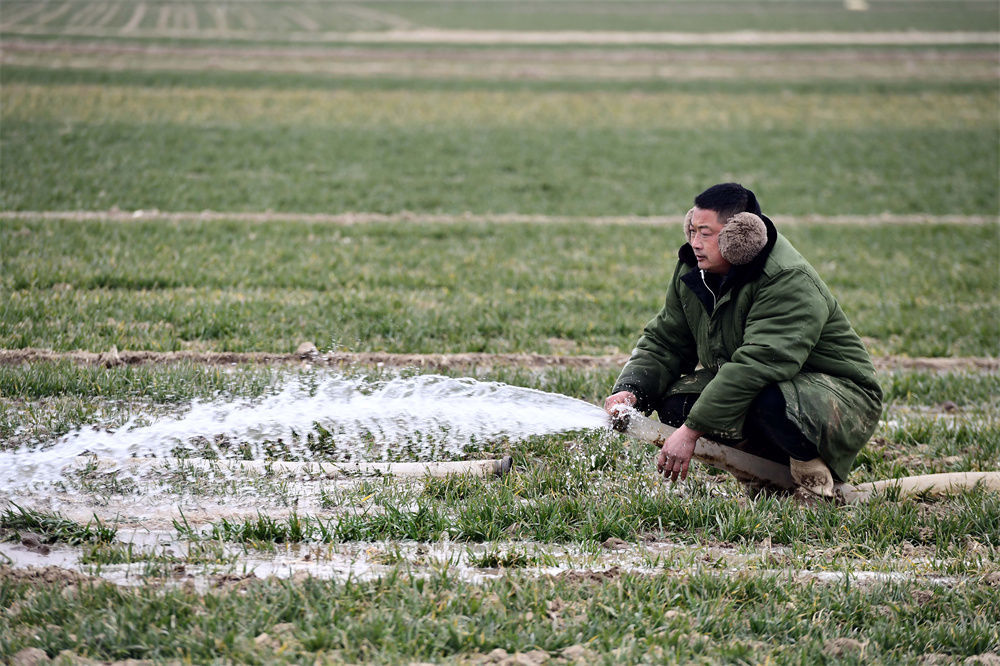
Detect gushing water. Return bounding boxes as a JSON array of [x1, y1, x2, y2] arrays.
[[0, 373, 610, 492]]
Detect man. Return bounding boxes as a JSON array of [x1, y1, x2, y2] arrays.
[[604, 183, 882, 498]]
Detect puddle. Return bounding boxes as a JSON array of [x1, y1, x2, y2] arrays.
[[803, 569, 959, 586], [0, 541, 82, 571], [0, 534, 968, 591]]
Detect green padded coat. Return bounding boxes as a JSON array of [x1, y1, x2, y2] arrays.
[[613, 216, 883, 481]]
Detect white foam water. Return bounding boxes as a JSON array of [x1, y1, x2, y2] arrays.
[[0, 373, 610, 492]]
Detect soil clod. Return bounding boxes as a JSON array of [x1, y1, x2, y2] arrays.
[[11, 648, 51, 666], [824, 637, 867, 658]]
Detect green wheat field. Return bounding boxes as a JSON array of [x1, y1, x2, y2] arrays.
[[1, 1, 999, 663]]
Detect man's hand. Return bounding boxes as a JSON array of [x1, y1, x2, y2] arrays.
[[656, 424, 702, 482], [603, 391, 638, 431], [603, 391, 637, 414]]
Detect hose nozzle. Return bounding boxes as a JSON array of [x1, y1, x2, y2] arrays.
[[608, 404, 635, 433]]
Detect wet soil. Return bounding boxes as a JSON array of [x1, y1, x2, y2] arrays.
[[0, 563, 95, 586], [1, 532, 972, 592]]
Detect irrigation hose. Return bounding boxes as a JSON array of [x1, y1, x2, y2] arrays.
[[72, 455, 514, 479], [69, 411, 999, 505], [615, 410, 1000, 504]]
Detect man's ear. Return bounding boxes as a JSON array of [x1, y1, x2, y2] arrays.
[[718, 212, 767, 265]]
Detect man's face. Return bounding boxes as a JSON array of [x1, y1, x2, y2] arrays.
[[688, 207, 732, 274]]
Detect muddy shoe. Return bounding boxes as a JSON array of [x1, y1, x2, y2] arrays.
[[791, 485, 826, 505], [789, 457, 835, 499]]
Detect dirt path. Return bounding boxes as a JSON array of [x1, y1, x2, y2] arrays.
[[1, 24, 997, 45], [5, 38, 996, 82], [326, 29, 1000, 46], [6, 39, 996, 64], [2, 210, 994, 227], [0, 348, 995, 372]]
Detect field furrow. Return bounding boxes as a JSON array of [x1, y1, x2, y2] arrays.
[[120, 2, 146, 33], [4, 41, 998, 83], [30, 1, 75, 27], [1, 348, 997, 373]]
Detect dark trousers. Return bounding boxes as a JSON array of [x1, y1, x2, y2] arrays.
[[654, 384, 819, 464]]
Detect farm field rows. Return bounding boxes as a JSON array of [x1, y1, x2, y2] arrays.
[[1, 0, 999, 663], [2, 0, 998, 39], [2, 69, 997, 215], [2, 220, 997, 357]]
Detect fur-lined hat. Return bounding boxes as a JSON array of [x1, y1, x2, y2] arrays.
[[719, 212, 768, 265], [683, 207, 696, 241], [683, 208, 768, 266]]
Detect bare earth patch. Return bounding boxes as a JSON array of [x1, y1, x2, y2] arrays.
[[0, 563, 95, 586]]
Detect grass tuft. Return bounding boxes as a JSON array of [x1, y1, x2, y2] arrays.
[[0, 503, 116, 545]]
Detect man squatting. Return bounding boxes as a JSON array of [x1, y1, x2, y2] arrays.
[[604, 183, 883, 499]]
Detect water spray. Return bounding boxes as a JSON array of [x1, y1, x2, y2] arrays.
[[0, 373, 597, 493], [2, 371, 997, 506]]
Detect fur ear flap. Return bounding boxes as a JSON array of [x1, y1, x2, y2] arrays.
[[683, 207, 696, 242], [719, 212, 767, 265]]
